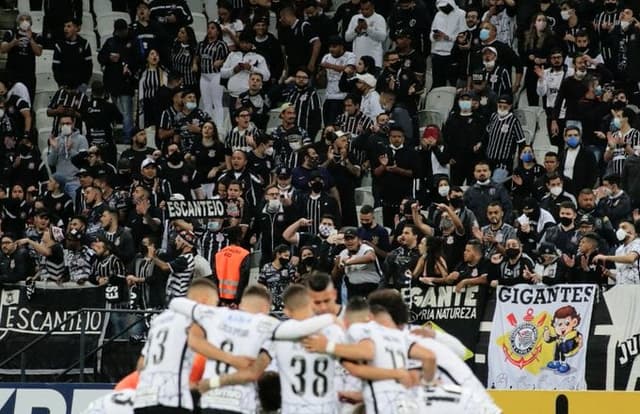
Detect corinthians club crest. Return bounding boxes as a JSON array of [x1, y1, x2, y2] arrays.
[[499, 308, 549, 371]]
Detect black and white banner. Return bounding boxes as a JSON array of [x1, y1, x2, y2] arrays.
[[166, 199, 226, 219], [0, 284, 108, 375], [409, 284, 488, 352]]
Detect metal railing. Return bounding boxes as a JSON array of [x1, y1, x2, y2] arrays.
[[0, 307, 162, 382]]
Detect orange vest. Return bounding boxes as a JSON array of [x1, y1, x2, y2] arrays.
[[215, 245, 250, 300]]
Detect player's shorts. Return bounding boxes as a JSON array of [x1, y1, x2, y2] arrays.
[[366, 390, 426, 414], [423, 385, 502, 414]]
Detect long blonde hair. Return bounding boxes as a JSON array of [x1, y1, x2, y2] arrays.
[[524, 13, 552, 50]]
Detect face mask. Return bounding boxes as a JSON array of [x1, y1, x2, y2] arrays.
[[574, 70, 587, 80], [265, 147, 274, 156], [616, 228, 629, 242], [361, 221, 373, 229], [450, 197, 464, 209], [185, 101, 197, 110], [390, 61, 402, 71], [595, 85, 603, 96], [302, 256, 316, 267], [18, 144, 31, 156], [535, 20, 547, 31], [477, 178, 491, 186], [318, 224, 334, 238], [438, 185, 450, 197], [483, 60, 495, 70], [604, 2, 617, 12], [0, 109, 4, 118], [612, 117, 622, 130], [310, 181, 324, 193], [521, 152, 534, 163], [505, 248, 520, 260], [561, 10, 571, 20], [479, 28, 490, 41], [60, 124, 72, 136], [458, 100, 472, 111], [169, 152, 183, 164], [439, 5, 453, 14], [621, 20, 631, 30], [390, 143, 403, 150], [440, 217, 453, 229], [566, 136, 580, 148], [207, 221, 222, 232], [559, 216, 573, 226], [289, 141, 301, 151], [267, 198, 281, 212], [549, 185, 563, 196], [279, 257, 290, 266], [19, 20, 30, 31], [497, 109, 509, 117]]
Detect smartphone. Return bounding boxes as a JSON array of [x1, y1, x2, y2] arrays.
[[358, 18, 365, 24]]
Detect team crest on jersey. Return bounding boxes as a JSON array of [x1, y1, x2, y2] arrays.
[[496, 308, 548, 372], [28, 162, 35, 169]]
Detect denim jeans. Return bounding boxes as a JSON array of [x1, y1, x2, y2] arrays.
[[113, 95, 134, 144]]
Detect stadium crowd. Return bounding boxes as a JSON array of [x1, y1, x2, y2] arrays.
[[1, 0, 640, 411]]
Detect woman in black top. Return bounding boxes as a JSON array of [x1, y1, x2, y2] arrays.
[[170, 26, 199, 94], [413, 236, 449, 285], [521, 12, 560, 106], [189, 120, 226, 197], [511, 144, 545, 212]]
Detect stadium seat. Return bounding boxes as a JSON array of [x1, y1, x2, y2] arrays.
[[515, 107, 541, 145], [373, 206, 383, 227], [38, 127, 52, 152], [82, 30, 98, 53], [97, 12, 131, 40], [93, 0, 114, 17], [34, 88, 57, 110], [31, 11, 43, 33], [83, 0, 91, 14], [187, 0, 204, 14], [192, 13, 207, 36], [425, 86, 457, 112], [35, 108, 51, 130], [417, 109, 447, 128], [17, 0, 30, 12], [35, 73, 57, 92], [35, 49, 54, 74], [355, 186, 374, 206], [81, 12, 94, 32], [204, 1, 218, 21]]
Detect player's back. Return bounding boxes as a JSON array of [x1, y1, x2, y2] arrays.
[[134, 309, 194, 410], [274, 323, 344, 414], [347, 321, 419, 413], [199, 308, 279, 413]]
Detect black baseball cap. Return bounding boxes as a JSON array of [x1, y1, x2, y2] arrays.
[[342, 227, 358, 238]]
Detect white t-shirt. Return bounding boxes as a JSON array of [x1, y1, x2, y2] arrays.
[[321, 51, 357, 100], [615, 238, 640, 284], [338, 243, 381, 285]]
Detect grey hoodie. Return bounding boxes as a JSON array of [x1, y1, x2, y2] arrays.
[[47, 130, 88, 180]]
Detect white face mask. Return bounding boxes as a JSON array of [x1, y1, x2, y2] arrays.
[[267, 198, 281, 212], [289, 141, 301, 151], [616, 228, 629, 242], [621, 20, 631, 30], [497, 109, 509, 117], [477, 178, 491, 186], [483, 60, 495, 70], [265, 147, 274, 156], [60, 124, 72, 136], [19, 20, 30, 31], [185, 101, 197, 111], [549, 186, 563, 196], [561, 10, 571, 21], [318, 224, 334, 238], [574, 70, 587, 80], [438, 186, 450, 197]]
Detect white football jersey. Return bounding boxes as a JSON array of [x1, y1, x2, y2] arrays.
[[347, 321, 422, 414], [134, 310, 195, 410], [198, 307, 281, 413], [81, 390, 135, 414], [271, 324, 345, 414]]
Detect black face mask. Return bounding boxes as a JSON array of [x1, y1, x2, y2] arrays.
[[311, 181, 324, 193], [302, 256, 317, 267], [505, 248, 520, 260], [559, 216, 573, 226], [450, 197, 464, 209], [361, 222, 374, 229], [168, 152, 182, 164], [18, 144, 31, 156], [279, 257, 290, 267], [439, 5, 453, 14], [390, 61, 402, 71], [525, 209, 540, 221], [604, 3, 617, 12], [495, 5, 505, 13]]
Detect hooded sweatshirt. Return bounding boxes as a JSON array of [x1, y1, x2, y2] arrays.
[[430, 0, 467, 56]]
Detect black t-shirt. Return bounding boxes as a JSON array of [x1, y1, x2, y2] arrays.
[[190, 139, 226, 184], [2, 29, 43, 76], [298, 231, 342, 273], [456, 258, 494, 281], [247, 151, 274, 186], [84, 98, 123, 146]]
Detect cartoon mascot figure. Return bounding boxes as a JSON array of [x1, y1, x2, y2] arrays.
[[543, 305, 583, 373]]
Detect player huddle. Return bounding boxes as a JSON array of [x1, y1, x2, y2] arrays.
[[82, 273, 501, 414]]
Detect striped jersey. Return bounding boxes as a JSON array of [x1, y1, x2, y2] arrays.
[[65, 246, 95, 282], [93, 253, 128, 303], [166, 251, 195, 301], [170, 42, 198, 87], [334, 111, 373, 136], [608, 128, 640, 176], [593, 11, 619, 62], [224, 124, 260, 154], [484, 112, 525, 162], [282, 86, 322, 137], [47, 89, 89, 135], [198, 39, 229, 74]]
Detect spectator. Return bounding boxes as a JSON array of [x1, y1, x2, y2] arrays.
[[559, 126, 598, 195], [332, 0, 362, 39], [413, 235, 449, 285], [353, 73, 384, 123], [489, 238, 536, 286], [0, 233, 34, 285], [120, 129, 155, 179], [169, 26, 199, 92], [388, 0, 432, 57], [293, 169, 340, 234], [481, 201, 517, 258], [430, 0, 467, 88], [217, 150, 263, 209], [47, 115, 89, 196], [539, 173, 577, 220], [127, 183, 163, 246], [98, 19, 136, 143], [149, 228, 197, 301], [64, 228, 95, 283], [258, 244, 296, 311], [480, 47, 512, 97], [83, 81, 123, 164], [42, 0, 82, 48], [535, 48, 569, 148], [303, 0, 338, 59], [137, 49, 169, 128], [594, 219, 640, 284], [474, 21, 523, 94], [278, 6, 321, 75], [175, 90, 211, 153], [483, 94, 525, 175], [445, 239, 490, 293], [252, 185, 294, 267], [332, 227, 381, 299], [17, 226, 65, 282], [52, 17, 93, 91], [356, 204, 390, 260], [521, 12, 559, 106], [0, 81, 33, 143], [221, 31, 270, 98], [529, 242, 568, 284], [0, 13, 43, 101], [236, 72, 271, 130], [216, 0, 244, 51], [157, 88, 185, 152], [250, 16, 285, 90], [281, 68, 322, 139], [511, 145, 545, 211], [540, 201, 581, 255], [149, 0, 194, 39], [463, 160, 513, 227], [320, 38, 358, 127], [190, 120, 226, 197], [603, 106, 639, 176], [283, 215, 342, 273], [46, 84, 89, 136], [99, 206, 136, 266], [130, 1, 170, 66], [271, 104, 312, 169], [384, 223, 421, 290], [563, 231, 611, 284], [597, 174, 632, 228], [344, 0, 387, 68], [197, 21, 229, 127]]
